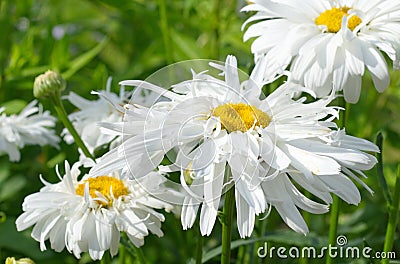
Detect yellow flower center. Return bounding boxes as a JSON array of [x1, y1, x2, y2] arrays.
[[76, 176, 129, 207], [315, 7, 362, 33], [212, 103, 270, 133]]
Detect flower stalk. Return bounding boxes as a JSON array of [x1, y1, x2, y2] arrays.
[[120, 234, 142, 263], [382, 164, 400, 264], [100, 253, 110, 264], [33, 70, 94, 160], [326, 195, 340, 264], [49, 91, 95, 160], [221, 185, 235, 264], [118, 245, 126, 264], [132, 245, 146, 264], [196, 221, 204, 264], [326, 96, 347, 264]]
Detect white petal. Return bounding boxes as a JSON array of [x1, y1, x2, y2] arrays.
[[282, 143, 341, 178], [343, 74, 362, 103], [199, 203, 218, 236], [283, 176, 329, 214], [95, 213, 112, 251], [362, 45, 390, 92], [235, 191, 256, 238], [181, 197, 200, 230], [274, 202, 308, 234], [110, 226, 120, 257], [318, 174, 361, 205]]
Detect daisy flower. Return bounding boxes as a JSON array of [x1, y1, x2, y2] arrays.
[[0, 100, 59, 162], [16, 161, 175, 260], [62, 78, 129, 154], [91, 55, 378, 237], [242, 0, 400, 103]]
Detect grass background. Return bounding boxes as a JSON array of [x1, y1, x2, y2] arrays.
[[0, 0, 399, 263]]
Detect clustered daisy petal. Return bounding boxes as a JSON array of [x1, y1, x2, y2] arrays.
[[91, 55, 378, 237], [14, 0, 395, 260], [0, 100, 59, 161]]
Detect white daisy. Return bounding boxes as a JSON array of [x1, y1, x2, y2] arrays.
[[16, 161, 175, 260], [91, 55, 378, 237], [242, 0, 400, 103], [62, 78, 132, 154], [0, 100, 59, 162]]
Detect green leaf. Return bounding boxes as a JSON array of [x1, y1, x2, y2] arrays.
[[170, 29, 206, 60], [0, 99, 27, 114], [0, 175, 27, 202], [51, 35, 71, 71], [46, 152, 66, 169], [62, 37, 109, 80], [0, 218, 54, 260], [6, 65, 50, 82], [0, 161, 10, 185]]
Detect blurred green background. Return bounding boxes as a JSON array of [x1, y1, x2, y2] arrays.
[[0, 0, 399, 263]]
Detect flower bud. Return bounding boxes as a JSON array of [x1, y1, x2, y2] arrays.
[[33, 70, 66, 99]]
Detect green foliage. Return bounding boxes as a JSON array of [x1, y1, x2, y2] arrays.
[[0, 0, 399, 263]]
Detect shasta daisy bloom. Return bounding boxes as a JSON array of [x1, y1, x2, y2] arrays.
[[91, 55, 378, 237], [0, 100, 59, 162], [62, 78, 129, 153], [16, 161, 175, 260], [242, 0, 400, 103]]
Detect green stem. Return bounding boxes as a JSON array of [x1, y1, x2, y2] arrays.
[[119, 244, 126, 264], [382, 164, 400, 264], [120, 234, 146, 264], [338, 96, 348, 129], [195, 222, 203, 264], [132, 246, 146, 264], [221, 186, 235, 264], [100, 252, 110, 264], [236, 246, 244, 264], [50, 92, 94, 160], [158, 0, 173, 64], [256, 219, 267, 264], [120, 234, 136, 262], [300, 205, 310, 264], [326, 96, 347, 264], [326, 195, 340, 264]]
